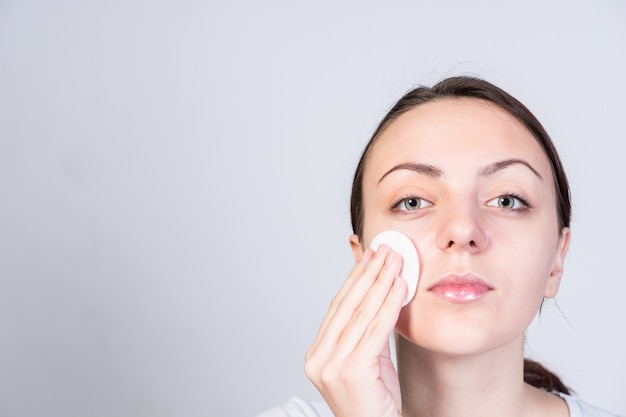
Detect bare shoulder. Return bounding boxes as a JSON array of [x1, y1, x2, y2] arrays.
[[524, 384, 570, 417]]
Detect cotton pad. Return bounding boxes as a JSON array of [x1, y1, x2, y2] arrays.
[[370, 230, 420, 307]]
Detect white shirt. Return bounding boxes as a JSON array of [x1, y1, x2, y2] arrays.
[[559, 394, 622, 417], [257, 394, 621, 417]]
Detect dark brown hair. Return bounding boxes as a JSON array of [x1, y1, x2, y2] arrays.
[[349, 76, 571, 394]]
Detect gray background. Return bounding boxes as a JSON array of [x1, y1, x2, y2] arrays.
[[1, 1, 625, 416]]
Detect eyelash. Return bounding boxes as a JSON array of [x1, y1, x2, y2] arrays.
[[486, 192, 532, 211], [390, 195, 433, 214]]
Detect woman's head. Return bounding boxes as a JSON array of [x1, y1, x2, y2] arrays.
[[350, 76, 571, 239], [347, 76, 571, 356]]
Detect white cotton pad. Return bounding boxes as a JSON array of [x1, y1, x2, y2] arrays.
[[370, 230, 420, 307]]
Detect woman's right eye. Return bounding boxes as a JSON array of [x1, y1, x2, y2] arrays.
[[393, 197, 433, 212]]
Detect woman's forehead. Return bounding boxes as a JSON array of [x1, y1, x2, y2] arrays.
[[364, 98, 553, 183]]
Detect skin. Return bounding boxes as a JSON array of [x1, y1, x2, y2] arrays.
[[305, 98, 571, 417]]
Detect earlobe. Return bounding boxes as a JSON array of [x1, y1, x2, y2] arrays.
[[349, 234, 363, 263], [545, 227, 570, 298]]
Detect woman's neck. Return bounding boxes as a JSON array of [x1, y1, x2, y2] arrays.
[[395, 335, 567, 417]]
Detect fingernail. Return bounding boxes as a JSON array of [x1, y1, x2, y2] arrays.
[[385, 252, 396, 266], [375, 245, 385, 258]]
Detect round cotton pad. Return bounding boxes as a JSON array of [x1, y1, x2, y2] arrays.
[[370, 230, 420, 307]]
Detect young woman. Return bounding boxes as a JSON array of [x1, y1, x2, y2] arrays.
[[259, 77, 620, 417]]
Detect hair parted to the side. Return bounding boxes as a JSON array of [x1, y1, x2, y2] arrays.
[[349, 76, 572, 395]]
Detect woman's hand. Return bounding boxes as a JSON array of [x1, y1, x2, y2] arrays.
[[304, 245, 407, 417]]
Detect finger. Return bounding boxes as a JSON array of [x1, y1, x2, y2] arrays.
[[353, 275, 406, 361], [331, 251, 403, 359], [310, 246, 394, 355]]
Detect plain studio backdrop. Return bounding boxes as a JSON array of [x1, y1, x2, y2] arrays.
[[1, 1, 625, 416]]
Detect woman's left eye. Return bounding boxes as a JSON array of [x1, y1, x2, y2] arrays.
[[486, 194, 528, 210]]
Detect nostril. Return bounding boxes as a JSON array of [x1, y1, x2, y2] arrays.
[[444, 239, 481, 250]]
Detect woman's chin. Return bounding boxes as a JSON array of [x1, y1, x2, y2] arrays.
[[395, 320, 524, 358]]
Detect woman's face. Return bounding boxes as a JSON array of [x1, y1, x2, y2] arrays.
[[352, 98, 569, 355]]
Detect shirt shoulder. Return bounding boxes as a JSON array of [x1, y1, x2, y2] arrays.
[[257, 394, 623, 417], [559, 394, 623, 417], [256, 397, 332, 417]]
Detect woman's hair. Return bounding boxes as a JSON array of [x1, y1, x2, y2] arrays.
[[349, 76, 572, 394]]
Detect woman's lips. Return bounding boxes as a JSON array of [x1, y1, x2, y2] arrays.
[[428, 274, 493, 303]]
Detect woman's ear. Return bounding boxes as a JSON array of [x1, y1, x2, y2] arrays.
[[349, 234, 363, 262], [544, 227, 570, 298]]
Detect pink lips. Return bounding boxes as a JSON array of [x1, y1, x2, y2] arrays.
[[428, 274, 493, 303]]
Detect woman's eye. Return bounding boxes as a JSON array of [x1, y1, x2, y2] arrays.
[[396, 197, 432, 212], [487, 194, 527, 210]]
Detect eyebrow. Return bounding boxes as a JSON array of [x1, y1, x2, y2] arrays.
[[478, 158, 543, 180], [377, 158, 542, 184], [378, 163, 443, 184]]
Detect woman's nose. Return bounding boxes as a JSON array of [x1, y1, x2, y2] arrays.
[[435, 204, 487, 253]]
